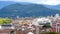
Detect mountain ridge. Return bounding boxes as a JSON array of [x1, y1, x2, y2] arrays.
[[0, 3, 60, 17], [0, 1, 60, 10]]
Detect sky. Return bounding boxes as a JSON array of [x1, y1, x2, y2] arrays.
[[0, 0, 60, 5]]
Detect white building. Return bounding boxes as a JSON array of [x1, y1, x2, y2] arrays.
[[32, 17, 52, 26]]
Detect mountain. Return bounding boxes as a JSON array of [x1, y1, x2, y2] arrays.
[[44, 5, 60, 10], [0, 1, 60, 10], [0, 3, 60, 17], [0, 1, 17, 9], [0, 1, 32, 9]]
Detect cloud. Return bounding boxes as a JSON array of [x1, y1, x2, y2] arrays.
[[41, 0, 60, 5], [0, 0, 60, 5]]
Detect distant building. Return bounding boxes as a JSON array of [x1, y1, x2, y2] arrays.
[[33, 17, 52, 26], [52, 19, 60, 32], [0, 24, 15, 29]]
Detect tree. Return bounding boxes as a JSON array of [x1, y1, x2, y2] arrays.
[[0, 18, 12, 25], [0, 18, 3, 25], [3, 18, 12, 24], [43, 23, 51, 28], [45, 32, 56, 34]]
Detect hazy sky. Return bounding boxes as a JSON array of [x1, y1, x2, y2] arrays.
[[0, 0, 60, 5]]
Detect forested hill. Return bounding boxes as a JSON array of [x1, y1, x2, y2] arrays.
[[0, 3, 60, 17]]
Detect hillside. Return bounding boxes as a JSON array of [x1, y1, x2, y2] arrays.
[[0, 3, 60, 17], [0, 1, 32, 9], [0, 1, 16, 9], [44, 5, 60, 10]]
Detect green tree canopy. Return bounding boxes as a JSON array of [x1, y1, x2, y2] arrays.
[[3, 18, 12, 24], [0, 18, 12, 25], [43, 23, 51, 28], [0, 18, 3, 25]]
